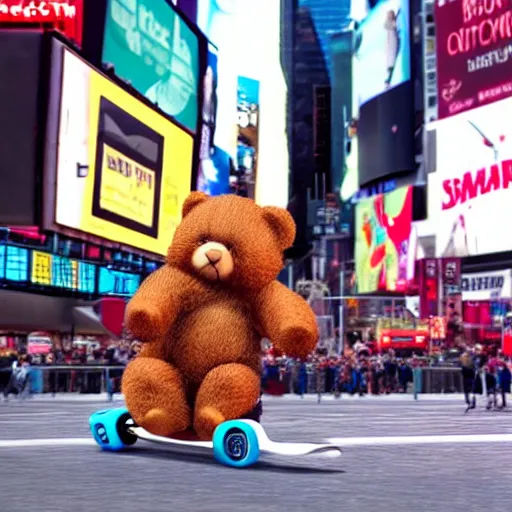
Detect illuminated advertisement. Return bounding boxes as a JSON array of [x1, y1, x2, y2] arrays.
[[196, 43, 230, 196], [102, 0, 199, 133], [98, 267, 140, 296], [49, 47, 193, 257], [196, 0, 238, 195], [0, 244, 140, 296], [353, 0, 411, 109], [429, 96, 512, 257], [31, 250, 96, 293], [0, 245, 29, 282], [236, 76, 259, 199], [0, 0, 83, 44], [355, 186, 414, 293], [435, 0, 512, 120]]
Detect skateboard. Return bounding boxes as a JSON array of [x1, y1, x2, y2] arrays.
[[89, 407, 342, 468]]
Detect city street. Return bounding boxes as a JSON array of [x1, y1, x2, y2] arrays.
[[1, 395, 512, 512]]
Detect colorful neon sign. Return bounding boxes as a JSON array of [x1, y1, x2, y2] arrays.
[[0, 1, 76, 20], [1, 244, 142, 296], [31, 250, 96, 293], [0, 0, 83, 45]]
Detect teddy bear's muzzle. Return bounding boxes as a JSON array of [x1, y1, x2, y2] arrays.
[[192, 242, 234, 281]]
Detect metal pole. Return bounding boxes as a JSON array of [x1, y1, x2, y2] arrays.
[[338, 304, 344, 355]]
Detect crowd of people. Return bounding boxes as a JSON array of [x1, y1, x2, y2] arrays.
[[0, 340, 141, 397], [1, 339, 511, 408], [262, 350, 419, 397]]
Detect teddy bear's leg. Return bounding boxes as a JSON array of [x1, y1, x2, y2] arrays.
[[122, 357, 191, 437], [193, 363, 260, 440]]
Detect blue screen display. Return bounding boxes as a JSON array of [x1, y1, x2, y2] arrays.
[[98, 267, 141, 297], [0, 246, 29, 282]]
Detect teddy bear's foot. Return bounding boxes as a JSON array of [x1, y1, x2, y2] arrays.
[[194, 406, 226, 441], [141, 408, 179, 437], [193, 363, 261, 441], [122, 356, 191, 437]]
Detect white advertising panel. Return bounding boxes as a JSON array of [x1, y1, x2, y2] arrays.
[[430, 96, 512, 258], [461, 270, 512, 301]]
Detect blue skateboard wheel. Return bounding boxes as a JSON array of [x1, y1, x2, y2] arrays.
[[89, 407, 137, 451], [213, 419, 260, 468]]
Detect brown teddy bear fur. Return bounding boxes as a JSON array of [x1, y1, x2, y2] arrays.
[[121, 192, 319, 440]]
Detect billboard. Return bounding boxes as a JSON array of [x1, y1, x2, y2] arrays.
[[195, 42, 231, 196], [434, 0, 512, 120], [355, 186, 414, 293], [101, 0, 200, 134], [44, 45, 193, 257], [351, 0, 415, 188], [196, 0, 238, 195], [429, 96, 512, 257], [0, 243, 140, 296], [353, 0, 411, 109]]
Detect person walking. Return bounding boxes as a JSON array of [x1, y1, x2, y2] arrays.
[[497, 360, 511, 409], [461, 350, 476, 412]]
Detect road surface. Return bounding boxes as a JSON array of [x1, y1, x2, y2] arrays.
[[1, 394, 511, 512]]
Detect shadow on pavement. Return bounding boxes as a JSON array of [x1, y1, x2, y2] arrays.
[[115, 447, 346, 474]]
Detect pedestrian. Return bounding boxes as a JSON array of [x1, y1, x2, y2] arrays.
[[485, 358, 498, 410], [398, 359, 413, 393], [461, 350, 476, 411], [3, 355, 30, 401], [497, 361, 511, 409]]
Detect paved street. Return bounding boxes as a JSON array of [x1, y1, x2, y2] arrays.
[[1, 395, 512, 512]]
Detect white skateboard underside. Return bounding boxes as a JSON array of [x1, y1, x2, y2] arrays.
[[128, 424, 342, 459]]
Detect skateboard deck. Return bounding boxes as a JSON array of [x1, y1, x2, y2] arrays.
[[129, 423, 343, 459]]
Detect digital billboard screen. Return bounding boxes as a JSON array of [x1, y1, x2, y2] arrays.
[[353, 0, 411, 108], [196, 0, 238, 196], [434, 0, 512, 120], [355, 185, 414, 293], [101, 0, 200, 134], [43, 43, 194, 258], [351, 0, 415, 188], [429, 96, 512, 257]]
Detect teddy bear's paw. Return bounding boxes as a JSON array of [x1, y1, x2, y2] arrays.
[[126, 306, 164, 341], [276, 325, 318, 359], [194, 406, 226, 441], [140, 408, 180, 437]]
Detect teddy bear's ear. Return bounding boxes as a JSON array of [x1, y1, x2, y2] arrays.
[[261, 206, 296, 249], [182, 191, 209, 218]]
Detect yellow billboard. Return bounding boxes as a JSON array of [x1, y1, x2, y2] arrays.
[[54, 48, 193, 257]]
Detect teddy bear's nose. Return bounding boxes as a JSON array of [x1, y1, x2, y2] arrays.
[[205, 249, 222, 264]]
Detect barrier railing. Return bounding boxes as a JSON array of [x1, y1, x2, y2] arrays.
[[0, 365, 466, 396], [0, 365, 126, 396]]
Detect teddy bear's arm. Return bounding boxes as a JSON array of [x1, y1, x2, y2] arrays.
[[253, 281, 319, 359], [125, 264, 184, 342]]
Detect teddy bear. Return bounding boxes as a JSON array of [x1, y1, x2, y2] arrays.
[[121, 192, 319, 440]]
